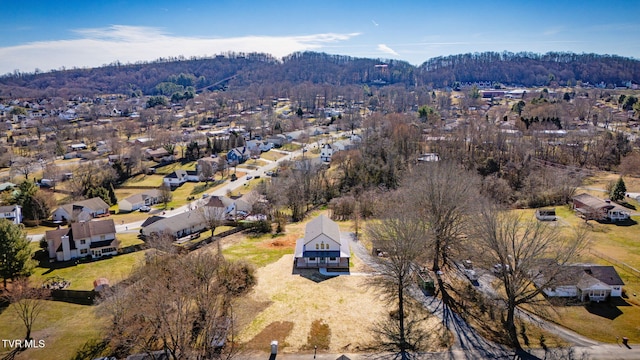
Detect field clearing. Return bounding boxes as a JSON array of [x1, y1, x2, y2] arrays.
[[0, 300, 102, 360], [235, 254, 447, 354]]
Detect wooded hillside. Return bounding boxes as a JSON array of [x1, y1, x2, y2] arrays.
[[1, 51, 639, 98]]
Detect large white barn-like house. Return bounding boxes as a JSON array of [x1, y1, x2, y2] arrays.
[[294, 215, 349, 269]]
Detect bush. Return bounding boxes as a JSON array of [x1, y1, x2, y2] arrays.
[[251, 220, 272, 234]]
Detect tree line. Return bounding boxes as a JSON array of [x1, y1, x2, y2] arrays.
[[2, 51, 639, 99]]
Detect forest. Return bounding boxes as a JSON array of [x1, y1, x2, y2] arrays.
[[1, 51, 639, 99]]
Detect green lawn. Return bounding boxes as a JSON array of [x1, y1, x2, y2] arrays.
[[516, 204, 640, 343], [117, 232, 145, 248], [260, 151, 286, 161], [120, 173, 163, 187], [30, 251, 147, 290], [222, 233, 294, 268], [0, 300, 103, 360], [154, 161, 196, 175]]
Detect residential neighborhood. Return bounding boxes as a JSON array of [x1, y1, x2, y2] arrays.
[[1, 16, 640, 359]]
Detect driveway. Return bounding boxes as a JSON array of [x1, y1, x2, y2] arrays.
[[347, 232, 640, 359]]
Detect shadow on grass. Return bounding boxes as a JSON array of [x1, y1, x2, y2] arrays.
[[70, 339, 109, 360], [584, 301, 625, 320], [291, 267, 334, 283], [595, 218, 638, 227]]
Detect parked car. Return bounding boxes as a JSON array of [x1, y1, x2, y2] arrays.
[[464, 268, 478, 281], [139, 205, 151, 212], [246, 176, 253, 180]]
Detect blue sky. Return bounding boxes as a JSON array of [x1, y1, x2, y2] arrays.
[[1, 0, 639, 75]]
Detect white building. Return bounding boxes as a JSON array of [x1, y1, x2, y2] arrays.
[[294, 215, 350, 269], [0, 205, 22, 224], [45, 219, 118, 261]]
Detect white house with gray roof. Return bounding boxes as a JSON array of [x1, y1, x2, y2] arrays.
[[118, 189, 161, 212], [294, 215, 349, 269], [52, 197, 110, 222], [0, 204, 22, 224]]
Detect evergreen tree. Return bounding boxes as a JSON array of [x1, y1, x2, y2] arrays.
[[610, 177, 627, 202], [0, 219, 34, 288]]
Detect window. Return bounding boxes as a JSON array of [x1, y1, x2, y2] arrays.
[[316, 244, 319, 250], [80, 239, 86, 245], [329, 257, 336, 261], [100, 235, 106, 241], [309, 257, 316, 261], [80, 249, 88, 255]]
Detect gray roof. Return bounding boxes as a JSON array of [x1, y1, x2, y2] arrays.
[[295, 215, 349, 258], [59, 197, 109, 215], [142, 209, 205, 235], [122, 189, 161, 204], [542, 265, 624, 287], [305, 214, 340, 245], [0, 204, 19, 213]]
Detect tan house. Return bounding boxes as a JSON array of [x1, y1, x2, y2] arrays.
[[141, 209, 207, 240], [294, 215, 349, 269], [45, 219, 118, 261]]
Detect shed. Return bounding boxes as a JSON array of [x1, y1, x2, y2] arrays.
[[93, 278, 110, 292]]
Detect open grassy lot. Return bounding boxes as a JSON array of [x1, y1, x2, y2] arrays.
[[30, 250, 147, 290], [260, 151, 287, 161], [222, 232, 296, 268], [120, 173, 164, 187], [117, 232, 145, 248], [0, 300, 102, 360], [234, 254, 448, 354]]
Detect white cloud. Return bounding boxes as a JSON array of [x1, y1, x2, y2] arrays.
[[0, 25, 361, 74], [377, 44, 399, 56]]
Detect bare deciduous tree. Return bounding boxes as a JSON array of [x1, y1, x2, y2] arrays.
[[366, 208, 428, 359], [406, 161, 481, 272], [1, 277, 46, 342], [201, 205, 226, 239], [472, 206, 588, 349], [99, 250, 254, 360]]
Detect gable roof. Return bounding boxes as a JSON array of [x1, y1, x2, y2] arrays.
[[140, 215, 165, 227], [122, 189, 161, 204], [71, 219, 116, 239], [142, 210, 205, 235], [165, 169, 188, 179], [304, 214, 340, 245], [543, 264, 625, 287], [58, 197, 109, 216], [0, 204, 19, 213], [572, 193, 614, 210], [205, 196, 225, 208]]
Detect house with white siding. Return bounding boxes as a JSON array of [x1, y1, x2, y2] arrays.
[[52, 197, 110, 222], [118, 189, 161, 212], [537, 265, 625, 302], [294, 215, 349, 269], [45, 219, 118, 261], [0, 204, 22, 224]]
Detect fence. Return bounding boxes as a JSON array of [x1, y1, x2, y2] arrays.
[[589, 249, 640, 279], [50, 289, 95, 305]]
